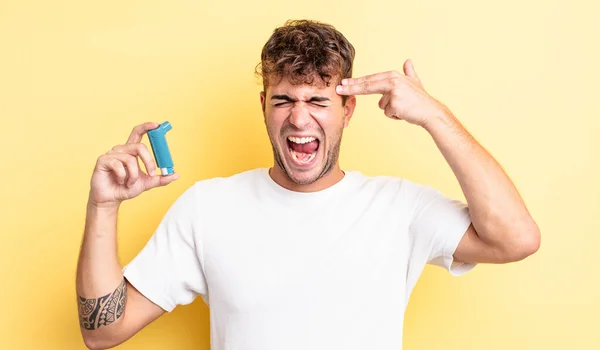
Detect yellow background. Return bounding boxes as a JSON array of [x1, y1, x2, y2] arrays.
[[1, 0, 598, 349]]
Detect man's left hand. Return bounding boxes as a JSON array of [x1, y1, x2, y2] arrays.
[[336, 59, 449, 128]]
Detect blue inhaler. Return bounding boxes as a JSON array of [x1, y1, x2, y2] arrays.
[[147, 121, 174, 176]]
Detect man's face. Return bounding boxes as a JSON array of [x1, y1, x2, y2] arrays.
[[261, 75, 356, 185]]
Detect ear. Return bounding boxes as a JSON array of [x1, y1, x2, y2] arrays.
[[260, 91, 266, 117], [343, 96, 356, 128]]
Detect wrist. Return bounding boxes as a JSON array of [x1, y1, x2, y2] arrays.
[[422, 106, 456, 133], [86, 199, 120, 215], [84, 199, 120, 239]]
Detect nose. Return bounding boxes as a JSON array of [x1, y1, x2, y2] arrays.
[[289, 102, 312, 129]]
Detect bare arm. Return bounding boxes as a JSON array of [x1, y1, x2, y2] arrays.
[[423, 110, 540, 263], [76, 122, 179, 349], [337, 59, 541, 264], [76, 203, 165, 349]]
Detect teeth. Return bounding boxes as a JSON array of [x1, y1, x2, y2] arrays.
[[287, 136, 316, 144]]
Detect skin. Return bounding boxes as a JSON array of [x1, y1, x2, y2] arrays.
[[260, 75, 357, 192], [76, 58, 540, 349], [77, 123, 176, 349], [335, 59, 541, 264]]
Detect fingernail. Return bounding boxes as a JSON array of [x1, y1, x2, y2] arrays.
[[336, 85, 342, 93]]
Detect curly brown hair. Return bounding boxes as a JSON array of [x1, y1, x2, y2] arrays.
[[256, 19, 355, 104]]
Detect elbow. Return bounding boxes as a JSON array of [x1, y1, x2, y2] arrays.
[[524, 224, 541, 256], [82, 334, 120, 350], [514, 229, 541, 261], [501, 221, 541, 262], [82, 336, 101, 350]]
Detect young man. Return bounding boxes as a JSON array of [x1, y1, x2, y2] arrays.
[[76, 20, 540, 350]]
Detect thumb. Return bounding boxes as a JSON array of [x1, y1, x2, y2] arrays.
[[403, 59, 422, 84], [147, 172, 180, 189]]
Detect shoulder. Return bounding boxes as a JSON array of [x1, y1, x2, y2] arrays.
[[344, 170, 447, 213], [345, 169, 425, 195], [183, 168, 266, 200]]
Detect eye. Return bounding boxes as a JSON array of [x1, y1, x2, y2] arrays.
[[274, 102, 290, 107], [311, 103, 328, 108]]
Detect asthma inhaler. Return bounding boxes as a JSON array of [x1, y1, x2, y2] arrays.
[[147, 121, 174, 176]]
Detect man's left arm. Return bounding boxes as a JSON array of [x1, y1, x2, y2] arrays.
[[422, 102, 540, 264], [336, 59, 541, 264]]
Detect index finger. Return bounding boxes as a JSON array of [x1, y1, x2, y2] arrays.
[[340, 71, 399, 87], [336, 78, 394, 96], [126, 122, 160, 144]]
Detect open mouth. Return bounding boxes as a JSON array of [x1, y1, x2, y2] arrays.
[[286, 136, 320, 166]]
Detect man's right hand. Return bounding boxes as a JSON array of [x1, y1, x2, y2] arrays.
[[88, 122, 179, 208]]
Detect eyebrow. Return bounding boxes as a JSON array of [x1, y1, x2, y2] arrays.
[[271, 94, 331, 103]]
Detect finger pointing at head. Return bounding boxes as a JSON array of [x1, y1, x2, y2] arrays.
[[340, 71, 399, 87], [336, 78, 397, 96]]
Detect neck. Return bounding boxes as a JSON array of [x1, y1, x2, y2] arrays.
[[268, 164, 345, 193]]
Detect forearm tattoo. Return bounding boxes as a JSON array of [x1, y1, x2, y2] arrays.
[[78, 278, 127, 330]]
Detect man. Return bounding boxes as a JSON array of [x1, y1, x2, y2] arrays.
[[76, 20, 540, 349]]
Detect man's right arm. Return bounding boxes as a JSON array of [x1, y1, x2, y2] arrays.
[[76, 203, 165, 349], [76, 122, 179, 349]]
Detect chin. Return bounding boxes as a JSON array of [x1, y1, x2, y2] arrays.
[[284, 167, 324, 185], [281, 155, 326, 185]]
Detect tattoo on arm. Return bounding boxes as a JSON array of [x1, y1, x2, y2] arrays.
[[78, 277, 127, 330]]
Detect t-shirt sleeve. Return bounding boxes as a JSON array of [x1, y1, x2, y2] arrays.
[[122, 183, 208, 312], [405, 181, 476, 286]]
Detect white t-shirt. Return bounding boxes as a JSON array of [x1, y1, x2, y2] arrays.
[[123, 168, 474, 349]]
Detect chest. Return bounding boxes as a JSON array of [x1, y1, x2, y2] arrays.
[[200, 201, 409, 313]]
